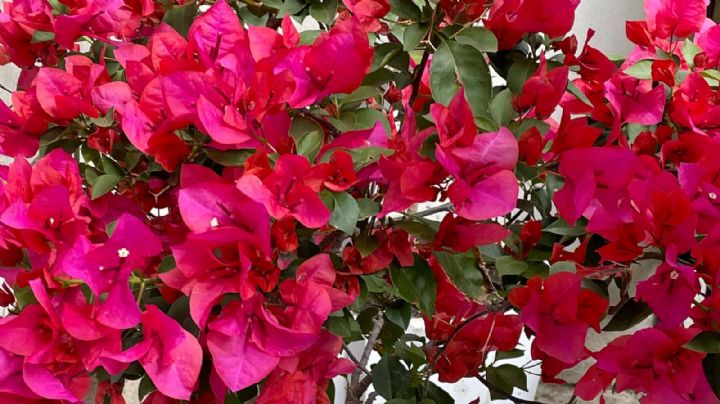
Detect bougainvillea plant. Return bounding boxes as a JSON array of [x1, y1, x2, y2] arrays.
[[2, 0, 720, 402]]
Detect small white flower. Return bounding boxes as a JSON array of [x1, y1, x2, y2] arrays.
[[210, 217, 219, 228], [670, 270, 679, 280], [117, 248, 130, 258], [709, 192, 718, 201]]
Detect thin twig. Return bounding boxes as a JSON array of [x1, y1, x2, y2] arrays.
[[413, 202, 453, 217], [475, 375, 546, 404], [342, 342, 371, 376], [0, 83, 12, 94], [347, 311, 384, 403], [409, 49, 430, 105]]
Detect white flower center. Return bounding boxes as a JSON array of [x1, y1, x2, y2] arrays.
[[210, 217, 219, 228], [117, 248, 130, 258], [669, 270, 679, 280], [709, 192, 718, 201]]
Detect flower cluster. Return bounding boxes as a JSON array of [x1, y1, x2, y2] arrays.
[[0, 0, 719, 402]]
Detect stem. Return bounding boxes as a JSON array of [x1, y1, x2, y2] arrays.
[[413, 202, 453, 217], [342, 342, 372, 376], [409, 49, 430, 106], [347, 311, 384, 404]]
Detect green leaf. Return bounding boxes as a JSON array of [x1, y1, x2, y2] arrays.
[[309, 0, 337, 25], [356, 234, 380, 258], [40, 126, 68, 147], [101, 156, 123, 177], [295, 131, 323, 162], [162, 3, 198, 37], [455, 27, 498, 53], [390, 0, 422, 20], [105, 220, 118, 237], [495, 256, 529, 277], [507, 58, 537, 94], [429, 41, 459, 106], [372, 43, 405, 71], [395, 219, 438, 241], [205, 148, 254, 166], [549, 261, 576, 275], [385, 301, 412, 329], [685, 332, 720, 353], [603, 300, 653, 331], [31, 30, 55, 43], [703, 353, 720, 401], [485, 364, 527, 400], [403, 23, 427, 51], [278, 0, 305, 16], [91, 175, 121, 200], [490, 88, 516, 126], [567, 80, 593, 108], [389, 258, 437, 315], [545, 219, 586, 236], [372, 355, 410, 400], [340, 86, 381, 106], [445, 40, 492, 116], [683, 41, 702, 67], [494, 349, 525, 361], [330, 192, 360, 234], [434, 251, 484, 299], [90, 107, 115, 128], [138, 373, 156, 401], [357, 198, 380, 218], [624, 59, 653, 80]]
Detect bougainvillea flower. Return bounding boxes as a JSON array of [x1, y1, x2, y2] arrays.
[[103, 306, 202, 400], [433, 215, 510, 252], [636, 250, 699, 327], [509, 272, 608, 363], [517, 56, 569, 119], [576, 327, 718, 403], [644, 0, 709, 39], [554, 147, 637, 224], [236, 154, 331, 228], [257, 330, 355, 404], [430, 312, 523, 382], [161, 227, 275, 328], [605, 74, 666, 126], [436, 127, 519, 220], [486, 0, 580, 50], [61, 214, 162, 329], [342, 0, 390, 32], [207, 297, 321, 392], [431, 89, 477, 148]]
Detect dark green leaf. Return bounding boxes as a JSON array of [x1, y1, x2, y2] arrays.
[[330, 192, 360, 234], [309, 0, 337, 25], [389, 258, 437, 315], [495, 256, 529, 277], [545, 219, 586, 236], [429, 41, 459, 105], [295, 131, 323, 162], [395, 219, 438, 241], [603, 300, 653, 331], [278, 0, 305, 16], [101, 156, 123, 177], [490, 88, 516, 126], [426, 382, 454, 404], [162, 3, 197, 37], [390, 0, 421, 20], [355, 234, 380, 258], [494, 349, 525, 361], [403, 23, 426, 51], [372, 355, 410, 399], [455, 27, 498, 53], [385, 301, 412, 330], [685, 332, 720, 353], [485, 364, 527, 400], [703, 353, 720, 401], [40, 126, 68, 146], [444, 40, 493, 116], [205, 149, 254, 166], [357, 198, 380, 218], [434, 251, 484, 299], [372, 43, 404, 71], [138, 374, 156, 401], [91, 175, 121, 200], [507, 58, 537, 94], [90, 108, 115, 128]]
